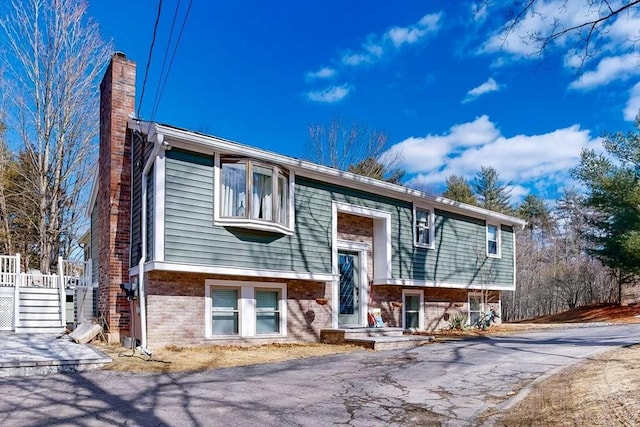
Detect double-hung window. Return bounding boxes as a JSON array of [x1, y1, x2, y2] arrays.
[[414, 207, 434, 249], [206, 281, 287, 339], [211, 288, 240, 335], [486, 224, 501, 257], [218, 158, 292, 233], [255, 290, 280, 334]]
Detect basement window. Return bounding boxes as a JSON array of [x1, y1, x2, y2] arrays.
[[205, 280, 287, 339]]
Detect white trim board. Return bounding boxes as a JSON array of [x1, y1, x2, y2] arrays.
[[130, 261, 336, 282], [373, 278, 514, 292]]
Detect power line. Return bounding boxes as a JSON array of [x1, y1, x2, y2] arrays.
[[150, 0, 193, 122], [150, 0, 182, 120], [137, 0, 164, 120]]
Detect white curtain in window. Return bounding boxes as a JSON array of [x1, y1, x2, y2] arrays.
[[222, 163, 246, 217], [252, 165, 273, 220]]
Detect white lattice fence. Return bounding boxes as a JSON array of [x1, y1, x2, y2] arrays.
[[0, 296, 13, 330]]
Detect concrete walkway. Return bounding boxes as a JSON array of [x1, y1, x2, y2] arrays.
[[0, 332, 111, 377]]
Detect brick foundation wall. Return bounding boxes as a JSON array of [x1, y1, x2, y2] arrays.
[[424, 288, 501, 331], [144, 271, 333, 348], [370, 285, 403, 327], [97, 53, 136, 343], [337, 212, 374, 281], [369, 286, 501, 331], [287, 280, 332, 342]]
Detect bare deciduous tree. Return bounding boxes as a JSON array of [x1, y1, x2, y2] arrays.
[[306, 117, 405, 183], [494, 0, 640, 64], [0, 0, 113, 271]]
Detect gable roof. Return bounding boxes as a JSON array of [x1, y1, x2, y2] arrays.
[[127, 120, 526, 228]]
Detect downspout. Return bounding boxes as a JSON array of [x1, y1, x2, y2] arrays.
[[138, 129, 165, 351]]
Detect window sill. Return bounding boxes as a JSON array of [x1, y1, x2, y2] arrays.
[[206, 334, 286, 340], [414, 242, 435, 250], [215, 218, 294, 235], [487, 253, 502, 259]]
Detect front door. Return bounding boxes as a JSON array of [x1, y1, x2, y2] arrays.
[[338, 251, 360, 326]]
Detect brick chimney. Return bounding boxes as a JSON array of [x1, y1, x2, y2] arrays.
[[98, 52, 136, 343]]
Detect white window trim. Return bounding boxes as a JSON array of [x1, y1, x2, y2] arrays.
[[213, 153, 295, 235], [468, 291, 484, 326], [402, 289, 424, 331], [331, 202, 392, 328], [205, 280, 287, 339], [486, 223, 501, 258], [413, 205, 435, 249]]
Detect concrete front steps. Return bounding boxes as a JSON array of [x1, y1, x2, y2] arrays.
[[320, 327, 434, 351]]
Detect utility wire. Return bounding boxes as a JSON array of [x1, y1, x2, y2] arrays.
[[150, 0, 182, 120], [150, 0, 193, 122], [137, 0, 164, 120]]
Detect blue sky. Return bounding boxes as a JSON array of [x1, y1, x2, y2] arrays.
[[88, 0, 640, 203]]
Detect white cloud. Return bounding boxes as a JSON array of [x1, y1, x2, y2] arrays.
[[624, 82, 640, 121], [462, 77, 501, 103], [569, 53, 640, 90], [305, 67, 336, 81], [390, 116, 601, 197], [341, 51, 374, 67], [306, 85, 351, 103], [304, 13, 442, 101], [482, 0, 587, 58], [384, 115, 500, 173], [481, 0, 640, 89], [332, 13, 442, 68], [471, 1, 488, 23]]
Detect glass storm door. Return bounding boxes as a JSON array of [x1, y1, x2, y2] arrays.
[[338, 251, 360, 326]]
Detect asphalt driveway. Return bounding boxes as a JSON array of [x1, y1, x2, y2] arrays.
[[0, 323, 638, 426]]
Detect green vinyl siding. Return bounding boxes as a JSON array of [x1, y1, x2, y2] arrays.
[[408, 210, 514, 288], [131, 133, 156, 266], [162, 148, 514, 287], [163, 149, 331, 273], [296, 177, 411, 278]]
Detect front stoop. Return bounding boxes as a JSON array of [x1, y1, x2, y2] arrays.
[[321, 327, 434, 351]]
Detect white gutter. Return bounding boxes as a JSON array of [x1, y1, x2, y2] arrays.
[[138, 129, 166, 350]]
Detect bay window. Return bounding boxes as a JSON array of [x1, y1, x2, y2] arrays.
[[218, 158, 292, 233]]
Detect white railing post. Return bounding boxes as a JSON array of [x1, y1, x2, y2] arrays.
[[58, 256, 66, 327], [13, 253, 21, 329]]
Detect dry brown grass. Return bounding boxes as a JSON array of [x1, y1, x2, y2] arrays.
[[94, 342, 364, 373], [519, 302, 640, 324], [499, 344, 640, 426]]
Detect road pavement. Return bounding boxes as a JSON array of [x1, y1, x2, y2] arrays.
[[0, 323, 638, 426]]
